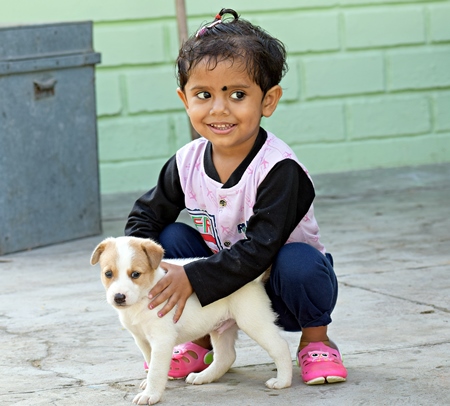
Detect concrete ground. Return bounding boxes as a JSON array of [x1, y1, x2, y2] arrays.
[[1, 163, 449, 406]]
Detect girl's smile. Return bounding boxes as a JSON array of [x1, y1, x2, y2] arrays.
[[208, 123, 236, 134]]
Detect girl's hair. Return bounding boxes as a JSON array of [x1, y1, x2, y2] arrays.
[[176, 8, 288, 95]]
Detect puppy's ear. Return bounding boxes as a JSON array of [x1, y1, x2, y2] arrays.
[[90, 238, 114, 265], [141, 239, 164, 270]]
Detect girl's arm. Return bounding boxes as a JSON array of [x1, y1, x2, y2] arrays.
[[125, 155, 185, 241], [184, 159, 315, 306]]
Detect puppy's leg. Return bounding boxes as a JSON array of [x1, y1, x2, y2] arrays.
[[132, 335, 151, 390], [186, 323, 238, 385], [234, 290, 292, 389], [133, 337, 174, 405]]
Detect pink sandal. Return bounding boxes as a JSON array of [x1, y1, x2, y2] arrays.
[[169, 342, 213, 379], [297, 342, 347, 385], [144, 342, 214, 378]]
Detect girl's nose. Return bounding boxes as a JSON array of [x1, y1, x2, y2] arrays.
[[210, 96, 229, 116]]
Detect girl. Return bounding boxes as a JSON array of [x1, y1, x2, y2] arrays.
[[125, 8, 347, 385]]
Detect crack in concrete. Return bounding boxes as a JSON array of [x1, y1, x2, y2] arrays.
[[338, 262, 450, 278], [2, 378, 139, 397], [340, 281, 450, 313], [348, 340, 450, 356]]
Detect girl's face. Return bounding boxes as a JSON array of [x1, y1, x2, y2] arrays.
[[177, 59, 282, 158]]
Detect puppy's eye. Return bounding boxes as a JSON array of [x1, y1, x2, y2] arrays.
[[105, 270, 113, 279], [131, 271, 141, 279]]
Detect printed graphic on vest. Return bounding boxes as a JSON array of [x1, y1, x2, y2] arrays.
[[187, 208, 222, 253], [237, 221, 248, 237]]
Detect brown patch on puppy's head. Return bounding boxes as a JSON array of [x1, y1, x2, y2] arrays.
[[90, 237, 115, 266], [90, 237, 121, 291], [122, 238, 165, 294], [91, 237, 164, 269], [139, 239, 164, 270]]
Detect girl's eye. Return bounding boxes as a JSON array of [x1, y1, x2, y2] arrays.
[[131, 271, 141, 279], [231, 91, 245, 100], [105, 270, 113, 279], [197, 91, 211, 99]]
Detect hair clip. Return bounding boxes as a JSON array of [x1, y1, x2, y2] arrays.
[[195, 14, 222, 38]]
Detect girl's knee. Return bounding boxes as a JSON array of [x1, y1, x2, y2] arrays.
[[159, 223, 186, 248], [268, 243, 338, 326], [159, 222, 212, 259], [270, 243, 337, 296], [274, 243, 332, 277]]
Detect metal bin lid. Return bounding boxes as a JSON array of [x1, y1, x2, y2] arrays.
[[0, 21, 101, 75]]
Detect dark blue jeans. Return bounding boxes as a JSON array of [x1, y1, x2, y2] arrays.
[[158, 223, 338, 332]]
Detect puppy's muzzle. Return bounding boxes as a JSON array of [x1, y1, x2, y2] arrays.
[[114, 293, 127, 305]]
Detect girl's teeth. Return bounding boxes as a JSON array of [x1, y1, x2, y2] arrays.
[[211, 124, 233, 129]]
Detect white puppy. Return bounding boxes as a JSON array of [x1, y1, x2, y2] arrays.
[[91, 236, 292, 405]]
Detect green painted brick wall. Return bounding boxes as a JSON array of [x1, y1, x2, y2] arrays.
[[2, 0, 450, 194]]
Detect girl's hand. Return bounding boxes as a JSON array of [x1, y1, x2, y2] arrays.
[[148, 261, 193, 323]]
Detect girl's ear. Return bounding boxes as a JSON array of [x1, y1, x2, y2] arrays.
[[177, 88, 189, 111], [262, 85, 283, 118]]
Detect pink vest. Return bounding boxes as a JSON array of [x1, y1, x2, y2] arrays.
[[176, 132, 325, 254]]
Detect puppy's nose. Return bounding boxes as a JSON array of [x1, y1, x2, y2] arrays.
[[114, 293, 126, 304]]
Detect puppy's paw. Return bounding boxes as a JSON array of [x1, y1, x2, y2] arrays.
[[185, 372, 211, 385], [265, 377, 291, 389], [132, 391, 162, 405], [185, 372, 200, 385], [139, 379, 147, 390]]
